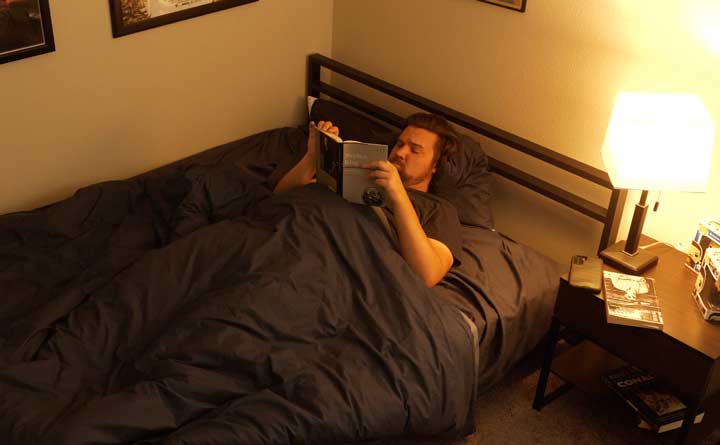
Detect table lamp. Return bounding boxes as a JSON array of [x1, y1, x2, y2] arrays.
[[600, 92, 716, 273]]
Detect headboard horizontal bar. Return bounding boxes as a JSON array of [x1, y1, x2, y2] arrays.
[[318, 79, 607, 221], [490, 158, 607, 222], [308, 53, 623, 251], [314, 81, 405, 129], [309, 53, 612, 190]]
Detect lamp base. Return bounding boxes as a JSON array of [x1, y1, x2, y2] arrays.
[[599, 241, 659, 274]]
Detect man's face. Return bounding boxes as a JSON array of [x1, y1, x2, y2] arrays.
[[389, 125, 438, 191]]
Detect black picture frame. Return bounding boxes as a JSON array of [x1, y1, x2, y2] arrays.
[[109, 0, 259, 38], [478, 0, 527, 12], [0, 0, 55, 65]]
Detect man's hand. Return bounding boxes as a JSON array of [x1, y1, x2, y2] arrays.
[[274, 120, 339, 194], [362, 160, 407, 208], [314, 120, 339, 136], [309, 120, 339, 156]]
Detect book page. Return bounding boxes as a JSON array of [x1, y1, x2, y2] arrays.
[[315, 131, 341, 192], [342, 142, 387, 206], [343, 143, 387, 168]]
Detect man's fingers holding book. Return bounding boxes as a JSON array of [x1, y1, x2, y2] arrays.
[[363, 161, 396, 181], [312, 120, 339, 136], [363, 160, 404, 204], [362, 160, 391, 172]]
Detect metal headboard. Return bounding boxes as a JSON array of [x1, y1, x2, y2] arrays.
[[307, 53, 626, 253]]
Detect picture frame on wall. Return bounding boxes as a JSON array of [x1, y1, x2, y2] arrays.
[[478, 0, 527, 13], [109, 0, 259, 38], [0, 0, 55, 65]]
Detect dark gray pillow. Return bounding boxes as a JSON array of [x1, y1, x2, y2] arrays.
[[309, 98, 494, 228], [429, 134, 494, 229]]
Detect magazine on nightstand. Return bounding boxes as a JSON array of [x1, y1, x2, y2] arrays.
[[603, 270, 664, 330]]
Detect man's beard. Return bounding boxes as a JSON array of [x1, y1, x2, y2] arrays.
[[393, 161, 433, 188]]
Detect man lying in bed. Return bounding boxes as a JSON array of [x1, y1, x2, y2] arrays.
[[274, 113, 461, 288]]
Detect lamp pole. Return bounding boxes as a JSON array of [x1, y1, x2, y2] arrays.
[[623, 190, 649, 255], [600, 189, 658, 274]]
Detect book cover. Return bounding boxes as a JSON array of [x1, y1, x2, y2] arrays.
[[602, 365, 704, 428], [603, 270, 663, 329], [315, 128, 388, 206]]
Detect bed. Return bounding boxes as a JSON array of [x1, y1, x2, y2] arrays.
[[0, 54, 625, 444]]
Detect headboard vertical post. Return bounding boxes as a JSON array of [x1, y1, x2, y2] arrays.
[[598, 188, 627, 254], [307, 57, 321, 99]]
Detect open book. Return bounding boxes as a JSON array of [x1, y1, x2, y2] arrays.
[[314, 127, 388, 206]]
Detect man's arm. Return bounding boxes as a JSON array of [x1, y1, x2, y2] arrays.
[[364, 160, 453, 288], [274, 121, 338, 194]]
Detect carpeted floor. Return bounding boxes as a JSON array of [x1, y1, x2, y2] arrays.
[[373, 343, 720, 445], [464, 346, 719, 445]]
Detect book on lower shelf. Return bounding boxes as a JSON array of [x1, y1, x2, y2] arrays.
[[602, 270, 664, 330], [602, 365, 705, 433], [638, 415, 704, 434]]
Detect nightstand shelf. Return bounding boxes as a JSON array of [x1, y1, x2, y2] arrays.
[[533, 241, 720, 445], [551, 340, 625, 397]]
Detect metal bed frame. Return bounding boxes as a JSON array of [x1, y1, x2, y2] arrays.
[[307, 53, 626, 253]]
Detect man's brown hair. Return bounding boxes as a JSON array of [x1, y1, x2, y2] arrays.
[[404, 113, 459, 164]]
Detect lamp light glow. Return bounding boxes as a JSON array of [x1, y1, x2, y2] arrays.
[[601, 93, 715, 193], [600, 92, 716, 274]]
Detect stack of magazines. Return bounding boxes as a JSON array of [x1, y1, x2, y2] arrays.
[[602, 365, 704, 433]]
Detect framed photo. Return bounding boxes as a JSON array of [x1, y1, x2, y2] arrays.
[[109, 0, 259, 38], [0, 0, 55, 65], [478, 0, 527, 13]]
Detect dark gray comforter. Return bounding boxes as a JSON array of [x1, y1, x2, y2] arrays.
[[0, 127, 560, 444]]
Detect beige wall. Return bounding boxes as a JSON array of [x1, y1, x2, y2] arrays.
[[332, 0, 720, 263], [0, 0, 333, 215], [3, 1, 719, 263]]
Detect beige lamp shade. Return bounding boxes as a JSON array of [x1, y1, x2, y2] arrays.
[[601, 92, 716, 192]]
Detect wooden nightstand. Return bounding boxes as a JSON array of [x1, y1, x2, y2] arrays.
[[532, 242, 720, 445]]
